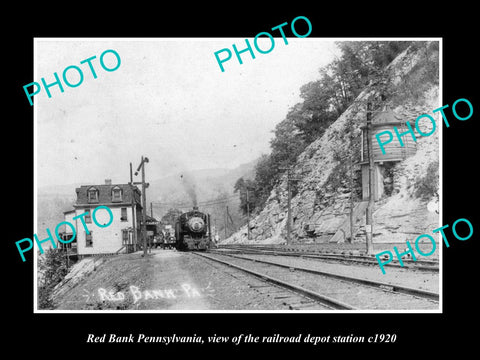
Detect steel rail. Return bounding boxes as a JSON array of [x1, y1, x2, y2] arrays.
[[216, 245, 439, 271], [193, 252, 357, 310], [208, 251, 440, 302]]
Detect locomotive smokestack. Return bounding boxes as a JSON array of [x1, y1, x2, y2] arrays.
[[193, 206, 199, 211], [180, 172, 198, 208]]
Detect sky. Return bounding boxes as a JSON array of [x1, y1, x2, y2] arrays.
[[35, 38, 340, 188]]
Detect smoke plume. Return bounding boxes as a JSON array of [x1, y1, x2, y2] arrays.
[[180, 172, 198, 207]]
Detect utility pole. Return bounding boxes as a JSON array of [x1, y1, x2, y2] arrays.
[[279, 167, 301, 245], [134, 156, 149, 257], [225, 205, 228, 239], [245, 188, 250, 240], [141, 156, 148, 256], [226, 205, 234, 234], [150, 202, 153, 218], [365, 102, 374, 255], [286, 174, 292, 244], [63, 237, 69, 271], [129, 162, 137, 252], [349, 156, 354, 244]]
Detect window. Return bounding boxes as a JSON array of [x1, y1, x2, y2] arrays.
[[86, 232, 93, 247], [84, 208, 91, 223], [112, 186, 123, 202], [121, 207, 128, 221], [87, 187, 99, 203]]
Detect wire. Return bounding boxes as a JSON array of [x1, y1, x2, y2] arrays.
[[151, 194, 239, 208]]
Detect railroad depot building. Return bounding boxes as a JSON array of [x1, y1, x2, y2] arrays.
[[60, 179, 143, 257]]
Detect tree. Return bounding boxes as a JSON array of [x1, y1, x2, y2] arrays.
[[160, 208, 182, 226], [38, 248, 70, 309], [241, 41, 417, 217], [252, 154, 278, 208], [294, 79, 338, 143], [234, 177, 257, 215]]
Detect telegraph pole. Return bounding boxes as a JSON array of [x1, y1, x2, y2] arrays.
[[279, 167, 301, 245], [349, 156, 354, 244], [134, 156, 149, 257], [279, 167, 292, 244], [287, 174, 292, 244], [365, 102, 374, 255], [225, 205, 228, 239], [245, 188, 251, 240], [129, 162, 137, 251], [141, 156, 148, 256]]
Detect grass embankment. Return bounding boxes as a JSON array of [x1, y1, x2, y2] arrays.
[[53, 252, 153, 310]]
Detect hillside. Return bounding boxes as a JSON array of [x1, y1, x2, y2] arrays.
[[222, 43, 440, 247], [147, 159, 258, 237], [37, 189, 77, 230], [147, 160, 256, 207]]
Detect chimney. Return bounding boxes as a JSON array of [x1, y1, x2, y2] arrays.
[[105, 179, 112, 185]]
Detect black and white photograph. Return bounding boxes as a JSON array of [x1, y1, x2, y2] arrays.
[[33, 38, 441, 312], [6, 6, 478, 354]]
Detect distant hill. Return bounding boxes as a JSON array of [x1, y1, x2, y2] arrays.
[[147, 160, 258, 238], [148, 161, 256, 206], [37, 189, 77, 230]]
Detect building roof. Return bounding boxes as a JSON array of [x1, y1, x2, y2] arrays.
[[372, 107, 403, 125], [145, 214, 158, 224], [359, 107, 408, 130], [74, 183, 142, 207]]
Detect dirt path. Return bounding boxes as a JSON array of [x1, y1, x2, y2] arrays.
[[138, 249, 298, 310], [52, 249, 301, 311], [136, 250, 213, 310]]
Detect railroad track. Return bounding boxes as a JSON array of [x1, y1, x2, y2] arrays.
[[193, 252, 354, 310], [195, 251, 439, 310], [215, 245, 439, 272]]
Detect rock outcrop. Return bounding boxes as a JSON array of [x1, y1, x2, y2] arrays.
[[223, 44, 439, 246]]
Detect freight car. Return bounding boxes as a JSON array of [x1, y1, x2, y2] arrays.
[[175, 206, 212, 251], [163, 233, 176, 249], [161, 225, 176, 249]]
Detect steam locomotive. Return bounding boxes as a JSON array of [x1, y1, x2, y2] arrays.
[[175, 206, 212, 251]]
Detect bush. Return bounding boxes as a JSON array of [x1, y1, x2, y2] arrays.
[[414, 161, 439, 200], [390, 41, 439, 106], [38, 249, 73, 309]]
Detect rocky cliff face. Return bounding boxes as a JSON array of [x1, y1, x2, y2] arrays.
[[223, 44, 439, 245]]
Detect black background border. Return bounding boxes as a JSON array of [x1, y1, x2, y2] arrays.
[[6, 5, 478, 354]]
